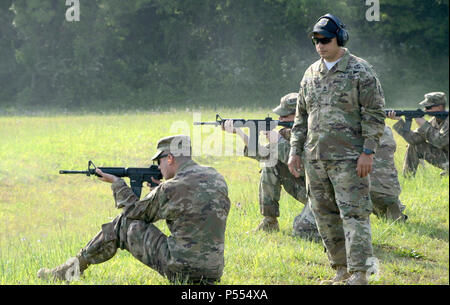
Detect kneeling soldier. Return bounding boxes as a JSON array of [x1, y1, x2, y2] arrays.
[[389, 92, 449, 176], [223, 93, 318, 239], [370, 126, 408, 221], [38, 135, 231, 284]]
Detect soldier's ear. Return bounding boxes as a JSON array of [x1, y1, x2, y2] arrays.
[[167, 153, 175, 165]]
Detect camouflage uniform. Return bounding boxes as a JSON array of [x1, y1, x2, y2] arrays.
[[392, 92, 449, 176], [40, 135, 231, 284], [370, 126, 407, 220], [290, 48, 386, 272], [244, 93, 318, 236], [292, 125, 406, 238]]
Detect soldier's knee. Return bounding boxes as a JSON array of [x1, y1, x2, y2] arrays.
[[126, 221, 145, 245], [261, 166, 279, 182]]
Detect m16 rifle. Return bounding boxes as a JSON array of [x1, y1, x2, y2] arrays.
[[193, 114, 293, 156], [385, 109, 448, 130], [59, 160, 162, 198]]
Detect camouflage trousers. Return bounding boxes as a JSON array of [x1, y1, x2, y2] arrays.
[[403, 142, 449, 176], [305, 159, 373, 272], [371, 191, 406, 221], [78, 213, 218, 284], [259, 162, 317, 233]]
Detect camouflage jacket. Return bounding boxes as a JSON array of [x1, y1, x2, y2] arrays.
[[290, 48, 386, 160], [111, 160, 230, 279], [370, 126, 401, 196], [393, 116, 449, 153]]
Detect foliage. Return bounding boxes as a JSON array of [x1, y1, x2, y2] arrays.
[[0, 0, 448, 110]]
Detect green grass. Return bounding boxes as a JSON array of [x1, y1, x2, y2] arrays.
[[0, 110, 448, 285]]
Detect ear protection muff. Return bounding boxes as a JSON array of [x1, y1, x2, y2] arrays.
[[316, 14, 349, 46]]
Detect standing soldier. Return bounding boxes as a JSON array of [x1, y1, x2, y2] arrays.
[[222, 93, 319, 239], [38, 135, 231, 284], [287, 14, 386, 285], [292, 124, 407, 238], [388, 92, 449, 176]]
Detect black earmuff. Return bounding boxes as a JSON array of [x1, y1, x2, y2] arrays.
[[316, 14, 349, 47]]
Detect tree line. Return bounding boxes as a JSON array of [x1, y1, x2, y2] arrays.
[[0, 0, 448, 112]]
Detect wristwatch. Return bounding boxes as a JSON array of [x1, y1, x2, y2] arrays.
[[363, 148, 375, 155]]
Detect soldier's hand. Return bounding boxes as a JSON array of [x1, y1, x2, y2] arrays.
[[288, 155, 302, 178], [262, 130, 279, 143], [414, 117, 426, 127], [387, 111, 401, 120], [356, 153, 374, 178], [146, 177, 161, 191], [95, 168, 119, 183], [222, 120, 236, 134]]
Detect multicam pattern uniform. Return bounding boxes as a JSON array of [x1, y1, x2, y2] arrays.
[[78, 160, 230, 283], [243, 128, 317, 233], [290, 49, 386, 272], [393, 116, 449, 175], [292, 126, 406, 235], [370, 126, 406, 219]]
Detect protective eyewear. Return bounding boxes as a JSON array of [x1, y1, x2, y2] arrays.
[[156, 153, 170, 165], [425, 106, 435, 110], [311, 37, 333, 45]]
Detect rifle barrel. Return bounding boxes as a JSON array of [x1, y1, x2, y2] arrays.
[[193, 122, 220, 125], [59, 170, 89, 174]]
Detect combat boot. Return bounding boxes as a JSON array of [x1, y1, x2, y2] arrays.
[[386, 206, 408, 223], [319, 266, 350, 285], [253, 216, 279, 232], [346, 271, 368, 285], [37, 254, 88, 282]]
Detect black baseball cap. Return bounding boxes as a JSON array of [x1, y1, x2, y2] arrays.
[[312, 17, 338, 38]]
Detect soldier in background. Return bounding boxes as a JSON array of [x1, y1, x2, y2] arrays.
[[38, 135, 231, 284], [388, 92, 449, 176], [222, 93, 319, 240], [369, 126, 407, 221]]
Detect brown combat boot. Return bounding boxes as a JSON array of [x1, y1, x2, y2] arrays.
[[253, 216, 279, 232], [37, 255, 89, 282], [320, 266, 351, 285], [346, 271, 368, 285]]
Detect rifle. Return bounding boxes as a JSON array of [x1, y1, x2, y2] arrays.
[[385, 109, 448, 130], [193, 114, 293, 156], [59, 160, 162, 198]]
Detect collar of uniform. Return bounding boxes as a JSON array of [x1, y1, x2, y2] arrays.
[[175, 159, 196, 175], [317, 48, 350, 74], [334, 48, 351, 72]]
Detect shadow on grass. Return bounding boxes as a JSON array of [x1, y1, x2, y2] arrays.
[[402, 221, 449, 242], [373, 243, 436, 263]]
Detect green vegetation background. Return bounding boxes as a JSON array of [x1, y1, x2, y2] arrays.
[[0, 0, 449, 113], [0, 111, 448, 284]]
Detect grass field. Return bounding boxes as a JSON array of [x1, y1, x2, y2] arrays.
[[0, 109, 448, 285]]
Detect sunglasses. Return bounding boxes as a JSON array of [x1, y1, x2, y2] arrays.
[[156, 153, 170, 165], [311, 37, 333, 45], [425, 106, 434, 110]]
